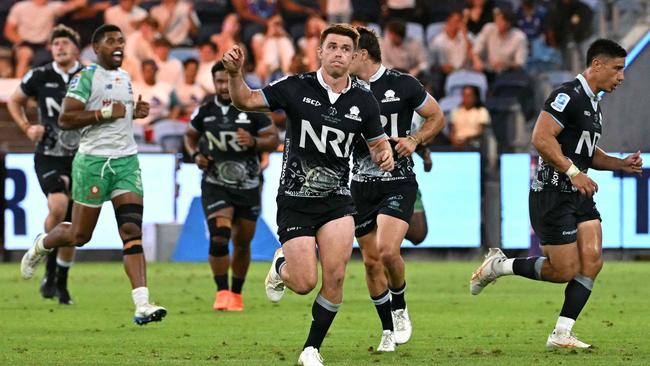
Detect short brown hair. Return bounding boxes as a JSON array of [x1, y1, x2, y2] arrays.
[[50, 24, 81, 49], [319, 23, 360, 49]]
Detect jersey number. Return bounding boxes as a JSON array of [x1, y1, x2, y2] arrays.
[[380, 113, 398, 138], [205, 131, 245, 152], [575, 131, 601, 157], [299, 119, 355, 158], [45, 97, 62, 118]]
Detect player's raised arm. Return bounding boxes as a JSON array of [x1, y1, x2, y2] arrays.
[[592, 147, 643, 174], [222, 45, 270, 112]]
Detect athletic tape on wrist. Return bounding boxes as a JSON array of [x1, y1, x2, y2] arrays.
[[100, 105, 112, 120], [565, 164, 580, 178]]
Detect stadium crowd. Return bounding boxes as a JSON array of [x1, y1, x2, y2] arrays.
[[0, 0, 614, 153]]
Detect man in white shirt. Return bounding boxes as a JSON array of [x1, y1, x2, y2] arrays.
[[151, 0, 200, 46], [153, 37, 183, 85], [173, 58, 205, 120], [431, 11, 471, 74], [471, 8, 528, 74], [104, 0, 148, 37]]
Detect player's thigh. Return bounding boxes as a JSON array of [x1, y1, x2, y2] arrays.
[[316, 215, 355, 275], [576, 219, 603, 276], [358, 229, 380, 264], [47, 192, 70, 217], [232, 217, 256, 247], [376, 214, 409, 251], [69, 202, 102, 243], [541, 242, 580, 275], [283, 236, 319, 279]]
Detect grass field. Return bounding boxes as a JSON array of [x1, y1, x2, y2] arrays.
[[0, 260, 648, 365]]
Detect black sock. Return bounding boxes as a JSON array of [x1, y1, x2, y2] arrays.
[[213, 274, 228, 291], [559, 275, 593, 320], [45, 249, 58, 284], [371, 290, 393, 331], [274, 256, 286, 275], [231, 276, 245, 294], [512, 256, 544, 280], [56, 264, 70, 290], [304, 294, 340, 350], [390, 282, 406, 311]]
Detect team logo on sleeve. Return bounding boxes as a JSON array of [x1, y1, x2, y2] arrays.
[[381, 89, 400, 103], [551, 93, 570, 112], [235, 112, 251, 124], [345, 106, 362, 121]]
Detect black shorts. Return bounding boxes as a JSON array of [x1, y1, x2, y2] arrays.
[[34, 153, 74, 196], [351, 179, 418, 237], [201, 181, 261, 221], [276, 195, 356, 244], [529, 190, 602, 245]]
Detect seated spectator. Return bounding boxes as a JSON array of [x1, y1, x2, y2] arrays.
[[297, 15, 326, 72], [471, 8, 527, 74], [104, 0, 148, 37], [232, 0, 279, 48], [132, 59, 180, 129], [464, 0, 494, 36], [210, 13, 244, 61], [381, 18, 428, 78], [194, 0, 233, 41], [196, 41, 218, 94], [153, 37, 183, 85], [123, 16, 158, 82], [151, 0, 200, 47], [174, 58, 206, 121], [252, 14, 295, 81], [449, 85, 490, 148], [4, 0, 86, 77], [431, 10, 471, 74], [516, 0, 547, 41]]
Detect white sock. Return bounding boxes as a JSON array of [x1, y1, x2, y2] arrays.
[[56, 258, 73, 267], [132, 287, 149, 308], [555, 316, 575, 333], [35, 234, 51, 255], [500, 258, 515, 275]]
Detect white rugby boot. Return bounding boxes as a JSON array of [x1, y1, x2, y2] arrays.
[[21, 234, 51, 280], [298, 346, 324, 366], [265, 248, 286, 302], [133, 303, 167, 325], [377, 330, 396, 352], [392, 307, 412, 344], [470, 248, 507, 295], [546, 329, 591, 349]]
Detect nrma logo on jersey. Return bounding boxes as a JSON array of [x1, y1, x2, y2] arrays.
[[501, 153, 650, 249]]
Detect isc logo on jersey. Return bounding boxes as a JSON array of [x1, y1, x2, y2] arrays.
[[551, 93, 570, 112]]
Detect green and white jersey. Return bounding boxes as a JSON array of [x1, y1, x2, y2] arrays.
[[66, 63, 138, 157]]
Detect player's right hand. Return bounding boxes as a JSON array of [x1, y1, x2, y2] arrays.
[[570, 173, 598, 198], [26, 125, 45, 142], [222, 45, 245, 74], [112, 102, 126, 119], [195, 153, 213, 171]]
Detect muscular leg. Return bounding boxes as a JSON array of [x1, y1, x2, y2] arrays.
[[301, 216, 354, 351], [279, 237, 319, 295], [230, 217, 255, 293], [405, 211, 428, 245], [111, 192, 146, 289], [376, 214, 409, 310], [43, 202, 102, 249], [207, 208, 234, 292], [358, 228, 393, 332], [42, 192, 71, 297]]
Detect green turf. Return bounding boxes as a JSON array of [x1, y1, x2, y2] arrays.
[[0, 261, 648, 365]]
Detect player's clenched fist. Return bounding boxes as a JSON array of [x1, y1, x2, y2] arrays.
[[111, 102, 126, 119], [222, 45, 245, 74]]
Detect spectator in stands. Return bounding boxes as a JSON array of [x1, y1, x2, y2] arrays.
[[546, 0, 593, 51], [174, 58, 206, 121], [211, 13, 243, 61], [297, 15, 326, 72], [449, 85, 490, 148], [61, 0, 112, 46], [326, 0, 351, 23], [153, 37, 183, 85], [381, 18, 428, 78], [232, 0, 279, 48], [516, 0, 547, 41], [280, 0, 322, 41], [132, 60, 181, 144], [123, 16, 158, 82], [196, 41, 218, 94], [104, 0, 148, 37], [151, 0, 200, 47], [4, 0, 87, 77], [464, 0, 494, 36], [431, 10, 471, 74], [471, 8, 527, 74], [252, 14, 295, 81], [194, 0, 233, 42]]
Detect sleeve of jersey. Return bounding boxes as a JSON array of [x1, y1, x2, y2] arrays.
[[19, 69, 39, 97], [405, 75, 429, 111], [363, 97, 387, 142], [542, 88, 573, 129], [260, 76, 291, 111], [66, 68, 94, 104], [189, 107, 203, 132]]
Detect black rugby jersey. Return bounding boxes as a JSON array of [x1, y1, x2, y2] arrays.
[[20, 61, 84, 156], [262, 70, 386, 198], [351, 66, 428, 182], [532, 74, 603, 193], [190, 97, 272, 189]]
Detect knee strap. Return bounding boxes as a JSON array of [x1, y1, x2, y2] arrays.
[[115, 203, 143, 228], [122, 235, 143, 255], [208, 219, 231, 257]]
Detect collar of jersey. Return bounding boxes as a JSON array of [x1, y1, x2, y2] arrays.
[[316, 68, 352, 94], [52, 60, 80, 83], [369, 64, 387, 83], [576, 73, 601, 102]]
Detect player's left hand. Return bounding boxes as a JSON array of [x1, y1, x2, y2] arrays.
[[134, 95, 149, 119], [621, 151, 643, 174], [391, 136, 418, 157], [236, 128, 256, 148], [377, 149, 394, 172], [422, 150, 433, 172]]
